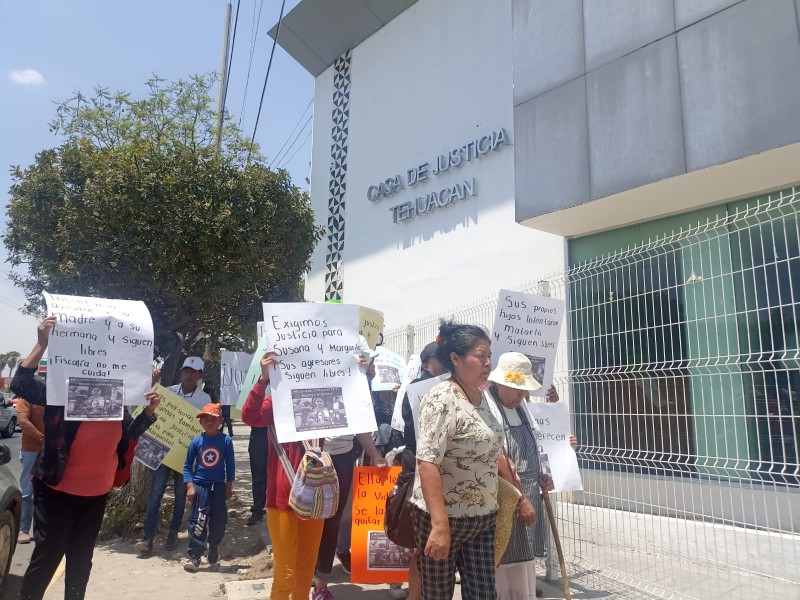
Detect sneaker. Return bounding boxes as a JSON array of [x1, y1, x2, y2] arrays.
[[388, 583, 407, 599], [164, 531, 178, 551], [246, 513, 264, 526], [134, 538, 153, 554], [17, 532, 31, 544], [336, 550, 351, 575], [183, 557, 201, 573], [207, 546, 219, 565], [312, 587, 335, 600]]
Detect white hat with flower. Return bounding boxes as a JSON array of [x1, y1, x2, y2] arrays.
[[488, 352, 542, 391]]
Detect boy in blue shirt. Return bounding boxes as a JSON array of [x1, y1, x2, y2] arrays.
[[183, 403, 235, 572]]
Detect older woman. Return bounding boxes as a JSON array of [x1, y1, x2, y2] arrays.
[[487, 352, 555, 600], [409, 320, 504, 600]]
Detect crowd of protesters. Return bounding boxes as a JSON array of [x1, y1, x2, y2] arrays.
[[11, 316, 577, 600]]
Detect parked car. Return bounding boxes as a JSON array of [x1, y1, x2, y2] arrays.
[[0, 394, 15, 439], [0, 444, 21, 590]]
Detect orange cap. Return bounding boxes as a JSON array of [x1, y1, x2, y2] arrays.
[[196, 403, 222, 419]]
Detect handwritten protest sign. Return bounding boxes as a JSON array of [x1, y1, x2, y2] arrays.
[[44, 292, 154, 415], [263, 303, 377, 443], [351, 467, 411, 583], [491, 289, 565, 396], [391, 355, 422, 432], [406, 373, 450, 436], [220, 351, 253, 405], [371, 347, 407, 392], [358, 306, 384, 350], [133, 385, 203, 472], [235, 322, 269, 411], [525, 401, 582, 492]]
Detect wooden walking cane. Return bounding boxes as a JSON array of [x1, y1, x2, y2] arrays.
[[542, 490, 571, 600]]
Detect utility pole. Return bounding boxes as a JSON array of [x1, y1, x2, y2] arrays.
[[215, 1, 232, 154]]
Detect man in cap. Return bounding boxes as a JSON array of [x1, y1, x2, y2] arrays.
[[135, 357, 212, 554]]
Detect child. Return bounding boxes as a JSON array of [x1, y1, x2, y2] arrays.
[[183, 403, 235, 572]]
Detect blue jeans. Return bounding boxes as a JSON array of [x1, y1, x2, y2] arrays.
[[19, 450, 38, 533], [186, 481, 227, 559], [143, 464, 187, 540]]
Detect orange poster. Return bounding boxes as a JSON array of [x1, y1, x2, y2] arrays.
[[350, 466, 413, 584]]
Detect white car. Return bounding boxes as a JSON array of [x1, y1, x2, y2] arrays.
[[0, 394, 16, 439]]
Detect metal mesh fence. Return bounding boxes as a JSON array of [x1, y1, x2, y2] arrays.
[[383, 187, 799, 599]]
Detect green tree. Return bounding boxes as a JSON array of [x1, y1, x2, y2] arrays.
[[4, 352, 20, 377], [4, 74, 322, 383]]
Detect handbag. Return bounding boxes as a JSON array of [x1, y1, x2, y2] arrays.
[[269, 427, 339, 520], [495, 476, 523, 567], [384, 449, 417, 549]]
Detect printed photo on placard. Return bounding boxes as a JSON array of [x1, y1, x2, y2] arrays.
[[291, 387, 348, 432], [134, 432, 170, 470], [540, 453, 552, 476], [376, 365, 401, 386], [524, 354, 547, 386], [367, 531, 413, 571], [65, 377, 124, 420]]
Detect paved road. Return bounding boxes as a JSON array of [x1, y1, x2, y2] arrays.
[[2, 425, 32, 598]]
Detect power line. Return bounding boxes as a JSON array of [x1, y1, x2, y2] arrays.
[[276, 128, 312, 170], [269, 100, 312, 167], [246, 0, 288, 165], [274, 115, 312, 169], [239, 0, 265, 128]]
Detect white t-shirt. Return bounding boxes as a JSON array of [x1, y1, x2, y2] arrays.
[[167, 384, 212, 411], [411, 381, 504, 517]]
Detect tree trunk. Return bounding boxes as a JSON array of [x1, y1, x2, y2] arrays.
[[116, 460, 152, 511]]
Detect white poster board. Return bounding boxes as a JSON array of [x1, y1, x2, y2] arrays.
[[235, 321, 268, 410], [491, 290, 565, 396], [220, 351, 253, 406], [391, 355, 422, 432], [406, 373, 450, 437], [371, 347, 407, 392], [525, 402, 582, 492], [44, 292, 154, 416], [263, 303, 377, 443]]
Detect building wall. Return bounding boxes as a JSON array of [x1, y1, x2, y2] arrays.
[[513, 0, 800, 230], [306, 0, 564, 327]]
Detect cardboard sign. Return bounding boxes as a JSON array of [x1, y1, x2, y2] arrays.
[[133, 385, 203, 473], [491, 290, 565, 396], [44, 292, 154, 413], [524, 402, 582, 492], [220, 351, 253, 406], [358, 306, 385, 350], [371, 347, 407, 392], [236, 322, 269, 411], [351, 466, 411, 583], [262, 303, 377, 443]]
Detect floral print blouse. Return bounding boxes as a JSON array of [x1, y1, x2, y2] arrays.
[[411, 380, 504, 517]]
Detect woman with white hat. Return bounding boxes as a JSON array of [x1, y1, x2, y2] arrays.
[[487, 352, 555, 599]]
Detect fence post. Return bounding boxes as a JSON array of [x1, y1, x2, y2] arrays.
[[406, 325, 416, 361]]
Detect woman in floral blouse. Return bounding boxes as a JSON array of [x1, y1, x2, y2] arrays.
[[409, 320, 504, 600]]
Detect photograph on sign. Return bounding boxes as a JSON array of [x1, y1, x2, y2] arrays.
[[43, 292, 154, 406], [371, 347, 407, 392], [291, 387, 348, 432], [134, 432, 170, 470], [367, 531, 413, 571], [263, 302, 377, 443], [65, 377, 124, 421], [491, 289, 565, 396]]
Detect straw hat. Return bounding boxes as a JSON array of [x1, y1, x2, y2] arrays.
[[494, 477, 522, 567], [488, 352, 542, 391]]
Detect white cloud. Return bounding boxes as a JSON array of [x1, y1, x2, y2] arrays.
[[9, 69, 45, 85]]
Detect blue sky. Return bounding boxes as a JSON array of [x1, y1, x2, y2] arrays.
[[0, 0, 312, 359]]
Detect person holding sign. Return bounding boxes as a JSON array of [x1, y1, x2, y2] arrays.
[[11, 317, 161, 600], [241, 351, 326, 600], [486, 353, 555, 600], [137, 356, 211, 554], [409, 321, 504, 600]]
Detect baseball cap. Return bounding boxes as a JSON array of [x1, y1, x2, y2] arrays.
[[196, 403, 222, 419], [420, 342, 439, 364], [181, 357, 204, 371]]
